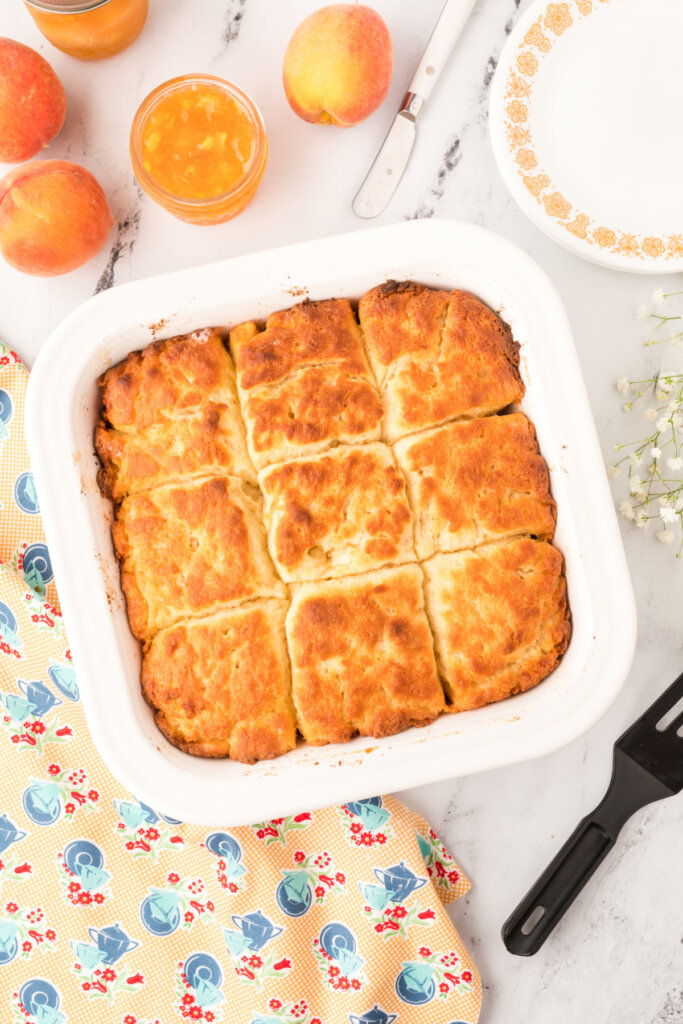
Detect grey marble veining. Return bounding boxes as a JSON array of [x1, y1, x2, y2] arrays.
[[0, 2, 681, 1022]]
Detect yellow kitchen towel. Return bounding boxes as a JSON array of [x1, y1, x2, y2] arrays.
[[0, 343, 481, 1024]]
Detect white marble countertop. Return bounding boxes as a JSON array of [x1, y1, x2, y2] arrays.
[[1, 1, 681, 1022]]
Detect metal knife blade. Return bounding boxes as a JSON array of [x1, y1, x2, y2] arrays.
[[352, 109, 417, 220]]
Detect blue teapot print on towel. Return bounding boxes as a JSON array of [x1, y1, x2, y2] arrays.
[[140, 888, 181, 936], [346, 797, 390, 831], [0, 813, 27, 854], [47, 661, 79, 702], [62, 839, 109, 892], [225, 911, 283, 954], [0, 388, 12, 433], [205, 831, 246, 879], [18, 979, 64, 1024], [359, 882, 395, 914], [115, 799, 179, 830], [395, 962, 436, 1005], [0, 919, 18, 964], [349, 1007, 397, 1024], [14, 471, 40, 515], [0, 601, 20, 650], [87, 923, 138, 965], [374, 863, 427, 903], [18, 679, 62, 717], [22, 543, 53, 597], [22, 780, 61, 826], [319, 922, 364, 977], [276, 869, 312, 917], [183, 952, 224, 1008]]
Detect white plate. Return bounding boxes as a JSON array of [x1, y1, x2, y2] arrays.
[[490, 0, 683, 272], [25, 220, 636, 826]]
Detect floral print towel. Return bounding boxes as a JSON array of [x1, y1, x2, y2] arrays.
[[0, 342, 481, 1024]]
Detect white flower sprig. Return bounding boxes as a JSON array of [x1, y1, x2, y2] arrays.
[[609, 289, 683, 557]]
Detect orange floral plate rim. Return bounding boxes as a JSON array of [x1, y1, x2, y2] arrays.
[[489, 0, 683, 273]]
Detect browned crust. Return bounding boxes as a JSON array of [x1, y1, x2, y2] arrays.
[[394, 413, 557, 559], [259, 443, 415, 582], [359, 281, 524, 439], [111, 476, 283, 640], [141, 600, 296, 762], [286, 565, 444, 745], [424, 539, 571, 712], [229, 298, 371, 391]]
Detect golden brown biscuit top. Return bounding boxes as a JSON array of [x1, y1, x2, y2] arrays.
[[286, 565, 444, 744], [424, 539, 570, 710], [395, 413, 557, 557], [259, 443, 414, 581], [359, 282, 524, 439], [99, 328, 235, 431], [112, 475, 283, 639], [230, 298, 370, 390], [241, 364, 383, 470], [141, 600, 296, 763], [358, 280, 451, 376]]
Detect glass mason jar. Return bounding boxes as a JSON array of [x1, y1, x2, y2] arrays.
[[24, 0, 148, 60], [130, 75, 269, 226]]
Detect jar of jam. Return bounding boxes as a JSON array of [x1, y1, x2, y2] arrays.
[[130, 75, 268, 226], [24, 0, 148, 61]]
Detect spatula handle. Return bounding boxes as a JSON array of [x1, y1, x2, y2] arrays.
[[503, 748, 671, 956], [502, 815, 614, 956]]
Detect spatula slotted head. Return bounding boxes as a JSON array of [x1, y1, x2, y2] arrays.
[[617, 672, 683, 795]]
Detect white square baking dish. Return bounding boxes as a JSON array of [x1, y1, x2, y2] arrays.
[[25, 219, 636, 826]]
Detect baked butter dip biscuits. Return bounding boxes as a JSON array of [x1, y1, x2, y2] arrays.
[[97, 285, 570, 763]]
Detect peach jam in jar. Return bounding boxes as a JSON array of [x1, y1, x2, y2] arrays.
[[130, 75, 268, 225], [24, 0, 148, 60]]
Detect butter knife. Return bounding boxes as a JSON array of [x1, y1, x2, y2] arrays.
[[353, 0, 479, 219]]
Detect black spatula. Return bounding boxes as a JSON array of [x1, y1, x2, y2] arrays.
[[503, 670, 683, 956]]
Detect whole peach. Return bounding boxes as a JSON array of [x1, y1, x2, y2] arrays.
[[0, 160, 113, 276], [283, 4, 393, 127], [0, 38, 66, 163]]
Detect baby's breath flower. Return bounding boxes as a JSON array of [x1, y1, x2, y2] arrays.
[[636, 304, 652, 320], [610, 337, 683, 556], [652, 287, 666, 305]]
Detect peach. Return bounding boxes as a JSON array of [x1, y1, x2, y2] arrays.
[[0, 160, 113, 276], [0, 38, 66, 163], [283, 4, 393, 127]]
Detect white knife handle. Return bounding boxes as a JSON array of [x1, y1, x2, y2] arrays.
[[407, 0, 479, 105]]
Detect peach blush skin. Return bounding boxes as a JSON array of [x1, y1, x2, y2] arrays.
[[0, 38, 66, 162], [0, 161, 113, 277], [283, 4, 393, 127]]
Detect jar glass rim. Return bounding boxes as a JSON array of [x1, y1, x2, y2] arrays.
[[25, 0, 112, 13], [130, 74, 268, 210]]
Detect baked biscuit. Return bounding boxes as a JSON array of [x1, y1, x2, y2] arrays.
[[394, 413, 556, 559], [286, 565, 444, 744], [423, 539, 570, 712], [112, 476, 284, 640], [259, 443, 415, 582], [141, 599, 296, 762], [97, 328, 253, 498], [230, 301, 382, 469], [230, 299, 370, 389], [359, 281, 524, 440]]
